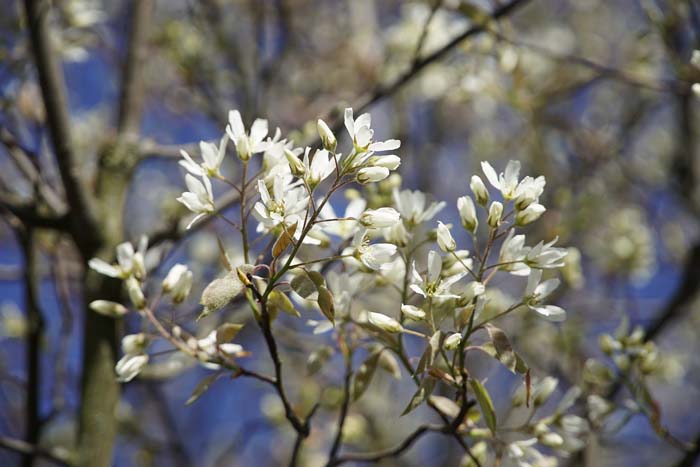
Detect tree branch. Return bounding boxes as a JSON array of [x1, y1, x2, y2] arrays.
[[0, 436, 70, 467], [22, 0, 101, 257]]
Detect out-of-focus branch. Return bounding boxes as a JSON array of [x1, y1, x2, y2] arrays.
[[491, 31, 691, 94], [350, 0, 531, 118], [0, 192, 67, 230], [328, 424, 445, 466], [0, 126, 66, 214], [17, 227, 43, 467], [0, 436, 70, 467], [22, 0, 101, 257], [116, 0, 153, 139]]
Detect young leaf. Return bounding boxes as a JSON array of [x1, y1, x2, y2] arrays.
[[272, 222, 297, 258], [216, 323, 244, 344], [307, 270, 325, 289], [401, 377, 435, 415], [429, 395, 461, 419], [317, 286, 335, 324], [352, 352, 381, 401], [268, 290, 300, 318], [216, 236, 233, 271], [186, 373, 220, 405], [291, 273, 317, 299], [470, 379, 497, 433]]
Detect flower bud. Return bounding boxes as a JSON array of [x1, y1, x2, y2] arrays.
[[284, 148, 306, 177], [360, 207, 401, 228], [171, 270, 193, 303], [457, 196, 478, 233], [89, 300, 129, 318], [317, 119, 337, 152], [122, 333, 148, 355], [613, 354, 630, 372], [470, 175, 489, 206], [401, 304, 425, 321], [132, 252, 146, 280], [369, 155, 401, 170], [443, 333, 462, 350], [125, 277, 145, 309], [357, 167, 389, 184], [162, 264, 188, 292], [115, 353, 148, 382], [367, 311, 403, 333], [515, 203, 545, 225], [487, 201, 503, 227], [436, 221, 456, 252], [539, 432, 564, 448]]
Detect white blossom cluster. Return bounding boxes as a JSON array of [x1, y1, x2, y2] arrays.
[[87, 107, 586, 466]]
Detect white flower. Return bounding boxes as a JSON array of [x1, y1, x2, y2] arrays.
[[319, 198, 366, 240], [513, 176, 546, 210], [360, 207, 401, 229], [317, 118, 337, 152], [393, 188, 446, 226], [436, 221, 456, 252], [524, 269, 565, 322], [162, 264, 192, 303], [367, 311, 403, 333], [481, 160, 521, 199], [499, 229, 531, 275], [401, 304, 426, 320], [487, 201, 503, 227], [410, 250, 465, 300], [177, 174, 215, 229], [253, 177, 309, 233], [226, 110, 269, 161], [345, 230, 397, 271], [302, 148, 339, 188], [525, 237, 568, 270], [357, 166, 389, 184], [179, 134, 229, 177], [470, 175, 489, 206], [115, 353, 148, 382], [516, 203, 545, 225], [344, 107, 401, 153], [88, 236, 148, 279], [457, 196, 478, 232]]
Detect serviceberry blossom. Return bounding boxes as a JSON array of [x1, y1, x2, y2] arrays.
[[177, 174, 215, 229], [226, 110, 270, 161], [410, 250, 465, 300], [88, 236, 147, 279], [179, 134, 229, 178], [393, 188, 446, 226]]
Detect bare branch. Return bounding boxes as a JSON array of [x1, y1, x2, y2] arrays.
[[0, 436, 70, 467]]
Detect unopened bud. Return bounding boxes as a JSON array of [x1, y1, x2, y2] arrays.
[[284, 148, 306, 177], [470, 175, 489, 206], [367, 312, 403, 333], [487, 201, 503, 227], [126, 277, 145, 309], [89, 300, 129, 318], [317, 119, 337, 152]]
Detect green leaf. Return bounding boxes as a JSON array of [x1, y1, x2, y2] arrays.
[[470, 379, 497, 433], [307, 270, 326, 289], [352, 352, 381, 401], [268, 290, 300, 318], [216, 323, 244, 344], [290, 273, 317, 299], [481, 324, 529, 375], [429, 395, 461, 418], [186, 373, 220, 405], [401, 377, 435, 415], [415, 330, 443, 376], [216, 236, 232, 271], [317, 286, 335, 324]]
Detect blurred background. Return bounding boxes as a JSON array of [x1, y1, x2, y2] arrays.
[[1, 0, 700, 465]]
